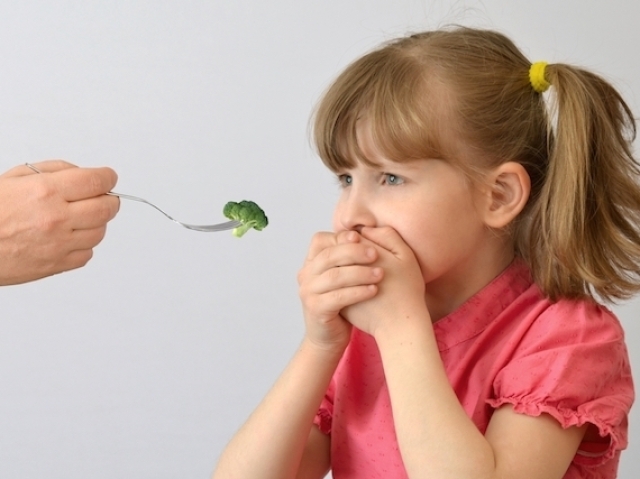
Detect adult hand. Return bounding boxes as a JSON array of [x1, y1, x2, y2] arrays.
[[297, 230, 383, 353], [0, 160, 120, 285]]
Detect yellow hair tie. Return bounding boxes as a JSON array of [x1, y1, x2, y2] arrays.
[[529, 61, 550, 93]]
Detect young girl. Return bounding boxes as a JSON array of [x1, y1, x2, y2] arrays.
[[212, 27, 639, 479]]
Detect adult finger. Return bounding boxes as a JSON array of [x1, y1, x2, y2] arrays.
[[54, 167, 118, 201], [69, 226, 109, 251], [67, 194, 120, 230], [29, 159, 78, 173], [58, 248, 95, 274], [24, 246, 95, 280], [0, 160, 77, 178]]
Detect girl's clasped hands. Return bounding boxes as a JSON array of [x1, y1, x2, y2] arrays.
[[298, 227, 426, 350]]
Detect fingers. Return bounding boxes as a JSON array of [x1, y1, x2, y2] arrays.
[[69, 227, 109, 252], [299, 230, 382, 309], [316, 242, 376, 271], [65, 249, 94, 271], [27, 159, 78, 173], [300, 266, 381, 327], [0, 160, 77, 178], [1, 162, 118, 201], [306, 230, 366, 260], [359, 226, 408, 256], [66, 194, 120, 230], [41, 247, 95, 279], [305, 283, 380, 320], [306, 232, 376, 274], [299, 236, 383, 316], [313, 263, 383, 295], [42, 227, 108, 276], [305, 231, 341, 260], [54, 167, 118, 201], [301, 255, 381, 289]]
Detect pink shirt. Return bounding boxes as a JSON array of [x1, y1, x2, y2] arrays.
[[314, 260, 634, 478]]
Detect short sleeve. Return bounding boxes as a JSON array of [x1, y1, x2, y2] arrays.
[[486, 301, 634, 467], [313, 379, 335, 435]]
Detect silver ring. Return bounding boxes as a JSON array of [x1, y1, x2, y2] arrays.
[[25, 163, 41, 173]]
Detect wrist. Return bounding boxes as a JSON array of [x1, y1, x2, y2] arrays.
[[301, 335, 349, 361], [372, 308, 434, 349]]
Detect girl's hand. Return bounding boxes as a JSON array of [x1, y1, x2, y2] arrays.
[[340, 226, 428, 336], [297, 230, 384, 353]]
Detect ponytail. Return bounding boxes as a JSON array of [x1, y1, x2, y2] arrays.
[[525, 64, 640, 302]]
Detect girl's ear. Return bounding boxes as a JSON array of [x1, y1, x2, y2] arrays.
[[481, 162, 531, 229]]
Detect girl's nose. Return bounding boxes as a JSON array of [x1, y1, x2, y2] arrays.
[[335, 193, 376, 232]]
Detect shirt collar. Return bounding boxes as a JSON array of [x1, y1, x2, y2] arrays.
[[433, 258, 534, 351]]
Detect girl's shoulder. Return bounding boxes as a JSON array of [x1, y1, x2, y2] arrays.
[[490, 294, 634, 469], [525, 295, 627, 345]]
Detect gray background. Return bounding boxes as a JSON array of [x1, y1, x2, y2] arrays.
[[0, 1, 638, 478]]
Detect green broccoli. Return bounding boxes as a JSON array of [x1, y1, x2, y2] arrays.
[[223, 200, 269, 237]]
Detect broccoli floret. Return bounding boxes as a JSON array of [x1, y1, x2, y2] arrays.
[[223, 200, 269, 237]]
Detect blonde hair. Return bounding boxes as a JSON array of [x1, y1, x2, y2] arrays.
[[312, 26, 640, 303]]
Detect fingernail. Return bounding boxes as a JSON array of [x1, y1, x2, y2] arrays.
[[366, 247, 375, 258], [372, 267, 382, 277], [348, 231, 358, 241]]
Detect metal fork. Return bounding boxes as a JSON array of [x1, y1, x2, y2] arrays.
[[107, 192, 241, 232], [25, 163, 242, 233]]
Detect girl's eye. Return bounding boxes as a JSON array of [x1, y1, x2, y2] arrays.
[[337, 174, 353, 187], [384, 173, 404, 186]]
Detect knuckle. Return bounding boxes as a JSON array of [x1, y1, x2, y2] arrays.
[[31, 178, 55, 201], [37, 209, 66, 233], [319, 246, 336, 264], [77, 249, 94, 267], [89, 171, 108, 195], [51, 159, 76, 169], [39, 159, 75, 171], [297, 267, 309, 286], [91, 226, 108, 245], [66, 249, 94, 270], [310, 231, 328, 247], [329, 288, 345, 305], [96, 198, 118, 222], [307, 231, 336, 259], [298, 282, 312, 302], [84, 168, 116, 197], [336, 230, 350, 242], [327, 266, 342, 283]]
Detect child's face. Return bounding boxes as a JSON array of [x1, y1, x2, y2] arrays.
[[331, 125, 497, 313]]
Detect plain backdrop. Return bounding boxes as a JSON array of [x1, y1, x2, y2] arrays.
[[0, 1, 639, 478]]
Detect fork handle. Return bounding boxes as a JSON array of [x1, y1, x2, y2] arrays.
[[108, 192, 178, 222]]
